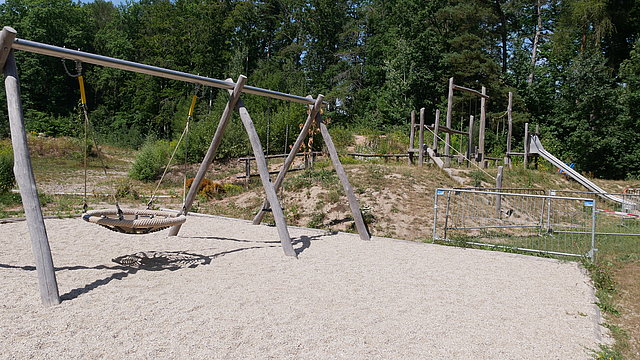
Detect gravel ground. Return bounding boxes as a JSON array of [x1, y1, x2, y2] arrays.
[[0, 216, 609, 359]]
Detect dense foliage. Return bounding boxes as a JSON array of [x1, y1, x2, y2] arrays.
[[0, 144, 15, 192], [0, 0, 639, 179]]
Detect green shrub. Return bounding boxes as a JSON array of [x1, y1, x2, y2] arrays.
[[24, 109, 78, 137], [0, 145, 15, 193], [129, 139, 171, 182]]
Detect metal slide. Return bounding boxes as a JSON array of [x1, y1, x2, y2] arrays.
[[528, 135, 632, 206]]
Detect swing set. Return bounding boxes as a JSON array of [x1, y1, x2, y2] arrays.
[[0, 26, 370, 306], [62, 59, 189, 234]]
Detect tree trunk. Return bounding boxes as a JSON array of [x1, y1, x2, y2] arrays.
[[492, 0, 508, 73], [528, 0, 543, 85]]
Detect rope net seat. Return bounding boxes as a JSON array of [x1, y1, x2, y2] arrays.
[[82, 208, 186, 234]]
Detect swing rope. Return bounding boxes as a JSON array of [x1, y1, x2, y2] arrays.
[[147, 92, 198, 210], [65, 59, 119, 215], [70, 61, 186, 233]]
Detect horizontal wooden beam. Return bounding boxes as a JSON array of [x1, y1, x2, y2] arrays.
[[426, 124, 467, 136], [238, 151, 322, 161], [452, 84, 490, 99], [347, 153, 410, 158]]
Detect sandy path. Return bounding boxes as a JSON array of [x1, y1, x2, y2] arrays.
[[0, 216, 608, 359]]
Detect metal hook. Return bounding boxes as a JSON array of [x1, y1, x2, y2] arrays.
[[62, 58, 82, 78]]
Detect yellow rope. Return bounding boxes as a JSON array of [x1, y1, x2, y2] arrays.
[[78, 76, 87, 105]]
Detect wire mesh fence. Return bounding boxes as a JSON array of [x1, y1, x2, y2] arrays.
[[433, 188, 596, 260], [550, 190, 640, 260]]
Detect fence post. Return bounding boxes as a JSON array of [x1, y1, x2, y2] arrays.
[[590, 199, 597, 262], [478, 86, 487, 167], [433, 189, 440, 242], [523, 122, 529, 169], [418, 107, 425, 167], [496, 166, 503, 217], [505, 92, 513, 168], [467, 115, 474, 167], [433, 109, 440, 155], [408, 110, 415, 165]]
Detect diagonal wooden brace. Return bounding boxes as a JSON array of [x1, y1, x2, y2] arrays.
[[252, 94, 324, 225], [316, 113, 371, 241]]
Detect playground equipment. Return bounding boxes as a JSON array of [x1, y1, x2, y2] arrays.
[[0, 26, 369, 306], [65, 58, 192, 234], [528, 135, 632, 207], [408, 78, 494, 169], [82, 208, 186, 234]]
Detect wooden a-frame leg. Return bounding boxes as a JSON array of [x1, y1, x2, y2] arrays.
[[252, 94, 324, 225], [316, 113, 371, 241], [235, 98, 297, 257], [168, 76, 246, 236], [2, 27, 60, 306]]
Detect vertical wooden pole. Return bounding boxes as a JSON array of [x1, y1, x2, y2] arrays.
[[317, 113, 370, 241], [534, 124, 540, 169], [253, 95, 324, 225], [444, 77, 454, 167], [478, 86, 487, 168], [506, 92, 513, 168], [169, 76, 246, 236], [244, 159, 250, 186], [408, 110, 415, 165], [496, 166, 503, 218], [2, 27, 60, 306], [236, 98, 296, 257], [418, 107, 425, 166], [467, 115, 474, 168], [523, 122, 529, 169], [432, 109, 440, 154]]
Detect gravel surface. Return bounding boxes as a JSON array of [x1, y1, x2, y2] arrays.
[[0, 216, 609, 359]]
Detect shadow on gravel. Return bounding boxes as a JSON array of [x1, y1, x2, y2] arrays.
[[1, 232, 336, 302], [190, 231, 336, 256]]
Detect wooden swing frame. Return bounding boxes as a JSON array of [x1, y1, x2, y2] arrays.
[[0, 26, 370, 306]]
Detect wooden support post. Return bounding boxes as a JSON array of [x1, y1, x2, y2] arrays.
[[244, 159, 250, 186], [534, 124, 540, 169], [467, 115, 474, 168], [523, 122, 529, 169], [169, 76, 247, 236], [505, 92, 513, 168], [432, 109, 440, 155], [316, 113, 370, 241], [478, 86, 487, 168], [418, 107, 425, 167], [236, 98, 296, 257], [408, 110, 415, 165], [253, 95, 324, 225], [444, 77, 454, 167], [496, 166, 503, 218], [2, 27, 60, 306]]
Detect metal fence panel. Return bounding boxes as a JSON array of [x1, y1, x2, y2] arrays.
[[434, 189, 596, 260]]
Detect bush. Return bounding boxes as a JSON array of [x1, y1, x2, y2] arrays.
[[0, 145, 15, 193], [129, 139, 171, 182], [185, 178, 224, 199]]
